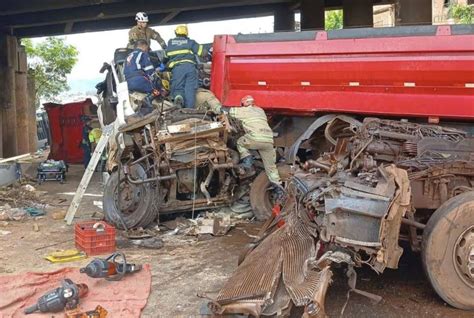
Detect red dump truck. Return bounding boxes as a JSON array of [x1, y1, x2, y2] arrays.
[[209, 25, 474, 313]]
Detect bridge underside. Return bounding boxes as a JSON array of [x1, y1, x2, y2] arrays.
[[0, 0, 434, 158], [0, 0, 433, 38]]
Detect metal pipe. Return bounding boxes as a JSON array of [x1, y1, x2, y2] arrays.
[[130, 152, 153, 166], [304, 160, 331, 172], [200, 162, 235, 204], [401, 217, 426, 230], [211, 162, 234, 169], [375, 130, 417, 141], [126, 173, 176, 185]]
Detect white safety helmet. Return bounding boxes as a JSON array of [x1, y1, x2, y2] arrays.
[[135, 12, 149, 23]]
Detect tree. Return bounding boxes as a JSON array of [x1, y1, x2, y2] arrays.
[[449, 3, 473, 24], [22, 37, 78, 107], [325, 10, 343, 30]]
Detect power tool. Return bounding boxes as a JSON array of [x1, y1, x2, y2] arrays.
[[80, 252, 142, 281], [24, 279, 88, 314]]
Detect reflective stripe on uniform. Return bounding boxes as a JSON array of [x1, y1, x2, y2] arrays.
[[144, 65, 154, 71], [167, 49, 194, 56], [243, 118, 268, 124], [168, 59, 196, 69], [197, 44, 203, 56], [247, 134, 273, 142], [135, 52, 143, 70]]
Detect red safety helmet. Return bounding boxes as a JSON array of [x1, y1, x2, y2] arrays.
[[240, 95, 255, 106]]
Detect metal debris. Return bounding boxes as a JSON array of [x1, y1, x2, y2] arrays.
[[214, 117, 474, 315]]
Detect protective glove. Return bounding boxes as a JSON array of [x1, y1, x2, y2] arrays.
[[158, 63, 166, 72]]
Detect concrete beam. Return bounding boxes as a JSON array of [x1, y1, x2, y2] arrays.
[[160, 11, 181, 25], [395, 0, 432, 26], [0, 0, 290, 28], [0, 0, 123, 16], [274, 4, 295, 31], [14, 4, 283, 37], [301, 0, 325, 30], [343, 0, 374, 28]]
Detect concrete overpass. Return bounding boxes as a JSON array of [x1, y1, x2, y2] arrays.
[[0, 0, 433, 158], [0, 0, 433, 37]]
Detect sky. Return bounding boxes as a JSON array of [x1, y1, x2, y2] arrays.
[[48, 16, 276, 94]]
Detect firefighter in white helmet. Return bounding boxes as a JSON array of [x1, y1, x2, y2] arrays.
[[128, 12, 167, 49]]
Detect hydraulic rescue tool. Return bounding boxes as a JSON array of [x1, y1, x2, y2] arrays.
[[24, 279, 88, 314], [80, 252, 142, 281]]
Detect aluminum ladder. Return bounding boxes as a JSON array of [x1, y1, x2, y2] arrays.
[[64, 124, 114, 225]]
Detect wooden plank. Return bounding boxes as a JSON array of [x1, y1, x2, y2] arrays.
[[0, 152, 31, 163]]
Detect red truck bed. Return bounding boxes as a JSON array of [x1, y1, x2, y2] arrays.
[[210, 25, 474, 120]]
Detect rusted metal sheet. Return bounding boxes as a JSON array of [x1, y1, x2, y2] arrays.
[[214, 199, 331, 316]]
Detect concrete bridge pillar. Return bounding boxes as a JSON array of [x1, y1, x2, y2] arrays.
[[395, 0, 432, 26], [15, 45, 29, 155], [300, 0, 325, 30], [27, 75, 38, 153], [274, 4, 295, 31], [0, 34, 18, 158], [343, 0, 374, 28]]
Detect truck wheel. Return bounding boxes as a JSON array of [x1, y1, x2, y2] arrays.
[[250, 165, 291, 221], [422, 191, 474, 310], [103, 165, 157, 229]]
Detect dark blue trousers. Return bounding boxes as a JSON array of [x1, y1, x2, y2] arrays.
[[127, 76, 153, 94], [81, 144, 91, 168], [171, 63, 198, 108]]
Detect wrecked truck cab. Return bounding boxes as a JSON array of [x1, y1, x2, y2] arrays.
[[213, 116, 474, 314], [103, 108, 240, 229]]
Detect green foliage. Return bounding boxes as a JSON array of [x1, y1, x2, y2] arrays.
[[22, 37, 78, 107], [449, 3, 473, 24], [325, 10, 343, 30]]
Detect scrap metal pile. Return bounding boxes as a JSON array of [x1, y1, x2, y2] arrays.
[[212, 117, 474, 316]]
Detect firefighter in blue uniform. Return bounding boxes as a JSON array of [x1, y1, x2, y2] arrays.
[[124, 39, 157, 114], [164, 25, 206, 108]]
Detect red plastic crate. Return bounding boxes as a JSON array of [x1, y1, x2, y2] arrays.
[[75, 221, 116, 256]]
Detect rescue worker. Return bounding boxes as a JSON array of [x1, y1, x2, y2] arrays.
[[124, 39, 156, 115], [88, 127, 102, 152], [195, 88, 222, 113], [164, 24, 206, 108], [80, 116, 92, 168], [88, 127, 107, 172], [128, 12, 167, 50], [209, 95, 281, 187]]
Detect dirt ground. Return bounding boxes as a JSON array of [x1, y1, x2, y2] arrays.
[[0, 164, 471, 318]]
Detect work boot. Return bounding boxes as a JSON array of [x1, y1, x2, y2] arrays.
[[139, 105, 153, 116], [238, 156, 256, 179], [271, 182, 285, 204], [143, 94, 154, 109], [174, 95, 184, 109]]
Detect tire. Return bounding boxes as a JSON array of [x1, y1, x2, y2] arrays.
[[250, 165, 291, 221], [103, 165, 158, 229], [422, 191, 474, 310]]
